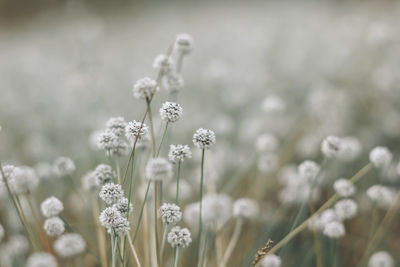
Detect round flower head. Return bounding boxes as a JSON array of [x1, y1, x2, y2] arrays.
[[9, 166, 39, 195], [261, 254, 282, 267], [54, 233, 86, 258], [113, 197, 133, 217], [369, 146, 392, 168], [333, 178, 356, 197], [319, 209, 340, 227], [43, 217, 65, 237], [133, 77, 158, 100], [106, 117, 127, 137], [108, 216, 130, 237], [175, 33, 194, 54], [183, 202, 200, 229], [0, 224, 4, 243], [164, 72, 184, 93], [202, 194, 232, 231], [82, 171, 100, 192], [41, 196, 64, 218], [94, 164, 115, 186], [26, 252, 58, 267], [323, 221, 345, 238], [366, 185, 396, 208], [159, 102, 183, 123], [99, 183, 124, 205], [321, 136, 343, 158], [233, 198, 259, 219], [145, 158, 173, 181], [334, 199, 358, 220], [168, 144, 192, 163], [368, 251, 394, 267], [193, 128, 216, 149], [153, 54, 173, 73], [53, 157, 75, 177], [167, 226, 192, 248], [97, 130, 118, 155], [298, 160, 320, 181], [7, 234, 29, 255], [159, 203, 182, 225], [99, 206, 122, 229], [337, 137, 362, 162], [255, 134, 279, 153], [125, 120, 149, 143]]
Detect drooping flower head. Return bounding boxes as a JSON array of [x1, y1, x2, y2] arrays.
[[193, 128, 216, 149]]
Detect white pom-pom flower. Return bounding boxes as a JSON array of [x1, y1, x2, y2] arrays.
[[334, 199, 358, 220], [167, 226, 192, 248], [41, 196, 64, 218], [233, 198, 259, 219], [175, 33, 194, 55], [54, 233, 86, 258], [321, 136, 343, 158], [53, 157, 76, 177], [99, 183, 124, 205], [333, 178, 356, 197], [125, 120, 149, 143], [26, 252, 58, 267], [43, 217, 65, 237], [366, 185, 396, 208], [159, 203, 182, 225], [94, 164, 115, 186], [298, 160, 320, 182], [145, 158, 173, 181], [202, 194, 232, 231], [369, 146, 392, 168], [368, 251, 394, 267], [193, 128, 216, 149], [159, 102, 183, 123], [133, 77, 158, 100], [106, 117, 127, 137], [9, 167, 39, 195], [96, 130, 119, 154], [261, 254, 282, 267], [323, 221, 345, 238], [113, 197, 133, 217], [168, 144, 192, 163]]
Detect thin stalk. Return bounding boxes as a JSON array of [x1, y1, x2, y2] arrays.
[[15, 194, 39, 250], [173, 247, 180, 267], [111, 232, 117, 267], [196, 149, 205, 267], [92, 197, 108, 267], [123, 151, 135, 265], [260, 163, 372, 261], [0, 163, 38, 250], [127, 234, 143, 267], [175, 161, 181, 204], [146, 99, 156, 158], [153, 180, 161, 267], [157, 122, 169, 157], [160, 224, 168, 258], [26, 194, 49, 250], [132, 181, 151, 244], [221, 218, 244, 266], [115, 158, 121, 185]]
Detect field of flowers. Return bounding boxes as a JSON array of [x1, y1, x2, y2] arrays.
[[0, 1, 399, 266]]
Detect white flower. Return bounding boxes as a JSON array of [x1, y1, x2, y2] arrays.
[[167, 226, 192, 248], [113, 197, 133, 217], [183, 202, 200, 229], [368, 251, 394, 267], [54, 233, 86, 258], [133, 77, 158, 100], [164, 72, 184, 93], [319, 209, 340, 227], [366, 185, 396, 208], [323, 221, 345, 238], [369, 146, 392, 168], [9, 167, 39, 195], [261, 254, 281, 267], [43, 217, 65, 237], [145, 158, 173, 181], [159, 203, 182, 225], [153, 54, 173, 72], [94, 164, 115, 186], [333, 178, 356, 197], [337, 137, 362, 162], [99, 183, 124, 205], [321, 136, 343, 158], [106, 117, 127, 137], [334, 199, 358, 220], [26, 252, 58, 267], [99, 206, 122, 229], [53, 157, 75, 177], [298, 160, 320, 181], [159, 102, 183, 123], [41, 196, 64, 218], [107, 216, 130, 237], [82, 171, 99, 192], [233, 198, 259, 219], [125, 120, 149, 142], [202, 194, 232, 231], [168, 144, 192, 163], [192, 128, 216, 149], [175, 33, 194, 54], [97, 130, 119, 154]]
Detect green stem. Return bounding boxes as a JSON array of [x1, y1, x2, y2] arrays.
[[196, 149, 205, 267], [111, 232, 117, 267], [173, 247, 180, 267], [175, 161, 181, 204], [132, 180, 151, 244], [160, 224, 168, 258], [123, 153, 136, 265], [157, 122, 169, 157], [146, 99, 156, 158]]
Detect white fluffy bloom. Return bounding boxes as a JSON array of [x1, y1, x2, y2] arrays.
[[106, 117, 127, 137], [7, 234, 29, 255], [113, 197, 133, 217], [99, 183, 124, 205], [82, 171, 99, 192], [333, 178, 356, 197], [145, 158, 173, 181], [321, 136, 343, 158], [368, 251, 394, 267], [255, 134, 279, 152], [152, 54, 173, 72], [99, 206, 122, 228], [94, 164, 115, 186], [167, 226, 192, 248], [366, 185, 396, 208], [53, 157, 75, 177], [334, 199, 358, 220], [108, 216, 130, 237], [323, 221, 345, 238], [41, 196, 64, 218], [43, 217, 65, 237], [319, 209, 340, 227], [159, 203, 182, 225], [298, 160, 320, 181], [96, 130, 118, 154], [369, 146, 392, 168], [183, 202, 200, 229], [202, 194, 232, 231], [164, 72, 184, 93], [261, 254, 282, 267], [9, 167, 39, 195], [133, 77, 158, 99], [257, 153, 279, 173], [337, 137, 362, 162], [233, 198, 259, 219], [125, 120, 149, 142], [159, 102, 183, 123], [192, 128, 216, 149], [54, 233, 86, 258], [168, 144, 192, 163], [26, 252, 58, 267], [175, 33, 194, 54]]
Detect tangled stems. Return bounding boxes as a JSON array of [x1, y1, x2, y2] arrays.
[[175, 161, 182, 204], [196, 149, 205, 267], [258, 163, 372, 263]]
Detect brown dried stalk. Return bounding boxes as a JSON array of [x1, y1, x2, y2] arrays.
[[252, 239, 274, 266]]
